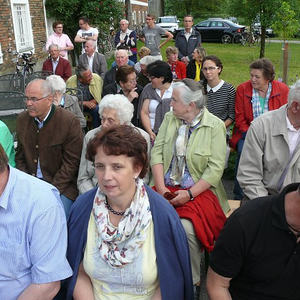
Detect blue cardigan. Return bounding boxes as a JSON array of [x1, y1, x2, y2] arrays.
[[65, 185, 193, 300]]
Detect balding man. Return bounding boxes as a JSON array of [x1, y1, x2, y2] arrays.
[[16, 79, 83, 218], [114, 19, 137, 63], [0, 144, 72, 300], [103, 49, 131, 87], [78, 40, 107, 79], [42, 44, 72, 81]]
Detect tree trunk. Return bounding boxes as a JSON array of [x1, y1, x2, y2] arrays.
[[260, 27, 266, 58], [282, 42, 289, 84]]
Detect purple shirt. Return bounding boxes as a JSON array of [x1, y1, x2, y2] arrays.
[[46, 32, 74, 60]]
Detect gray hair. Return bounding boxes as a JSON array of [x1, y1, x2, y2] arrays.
[[288, 80, 300, 107], [120, 19, 129, 24], [26, 79, 53, 97], [98, 94, 134, 124], [140, 55, 159, 66], [49, 44, 59, 51], [114, 49, 129, 58], [76, 63, 90, 78], [172, 81, 206, 109], [46, 75, 66, 94], [85, 39, 97, 50]]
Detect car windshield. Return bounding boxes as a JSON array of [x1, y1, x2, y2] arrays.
[[160, 18, 176, 23]]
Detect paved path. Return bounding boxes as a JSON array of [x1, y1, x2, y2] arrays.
[[268, 39, 300, 44]]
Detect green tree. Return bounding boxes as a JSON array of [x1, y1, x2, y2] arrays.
[[272, 1, 299, 41], [45, 0, 123, 60]]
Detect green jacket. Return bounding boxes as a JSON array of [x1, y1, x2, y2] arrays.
[[151, 109, 229, 212], [0, 120, 15, 167], [66, 73, 103, 103]]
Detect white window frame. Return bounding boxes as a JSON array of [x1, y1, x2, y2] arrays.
[[11, 0, 34, 53]]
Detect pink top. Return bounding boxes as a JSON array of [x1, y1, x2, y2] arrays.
[[46, 32, 74, 60]]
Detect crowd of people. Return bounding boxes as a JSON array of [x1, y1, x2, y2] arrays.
[[1, 12, 300, 300]]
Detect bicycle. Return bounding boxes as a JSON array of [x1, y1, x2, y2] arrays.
[[10, 50, 36, 91], [237, 30, 260, 46], [98, 31, 115, 56]]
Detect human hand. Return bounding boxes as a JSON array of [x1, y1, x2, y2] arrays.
[[170, 190, 190, 207], [149, 131, 156, 142], [181, 57, 189, 65], [127, 88, 138, 102]]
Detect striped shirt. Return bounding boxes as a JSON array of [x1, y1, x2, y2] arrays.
[[0, 167, 72, 299], [206, 80, 236, 122]]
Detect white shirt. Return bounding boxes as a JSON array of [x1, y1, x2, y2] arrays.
[[184, 28, 193, 41], [52, 57, 59, 74], [87, 53, 94, 72], [286, 114, 300, 155]]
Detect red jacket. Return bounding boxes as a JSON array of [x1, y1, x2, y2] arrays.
[[42, 57, 72, 81], [230, 80, 289, 149], [170, 61, 187, 79]]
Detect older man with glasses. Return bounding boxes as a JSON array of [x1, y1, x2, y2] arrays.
[[15, 79, 83, 218]]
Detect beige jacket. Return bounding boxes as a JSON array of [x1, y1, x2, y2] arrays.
[[238, 104, 300, 200]]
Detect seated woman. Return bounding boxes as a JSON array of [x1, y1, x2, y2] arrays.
[[46, 75, 86, 128], [165, 46, 186, 79], [186, 47, 206, 81], [135, 46, 151, 73], [230, 58, 289, 200], [139, 60, 173, 143], [77, 94, 150, 194], [66, 125, 193, 300], [151, 79, 229, 299]]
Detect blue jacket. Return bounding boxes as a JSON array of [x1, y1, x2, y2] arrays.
[[175, 28, 201, 60], [65, 185, 193, 300]]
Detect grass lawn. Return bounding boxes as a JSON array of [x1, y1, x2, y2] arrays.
[[137, 39, 300, 87]]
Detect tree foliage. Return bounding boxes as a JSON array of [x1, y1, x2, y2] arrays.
[[224, 0, 299, 58], [45, 0, 123, 55], [272, 1, 299, 41]]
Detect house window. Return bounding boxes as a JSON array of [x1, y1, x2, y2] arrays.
[[11, 0, 34, 52]]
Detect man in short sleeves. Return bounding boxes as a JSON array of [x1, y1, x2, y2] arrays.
[[0, 144, 72, 300], [140, 14, 173, 60]]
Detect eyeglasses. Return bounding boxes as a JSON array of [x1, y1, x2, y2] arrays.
[[56, 26, 63, 29], [202, 66, 219, 72], [24, 94, 51, 103]]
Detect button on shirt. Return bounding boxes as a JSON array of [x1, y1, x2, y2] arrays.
[[0, 167, 72, 300], [52, 57, 59, 74]]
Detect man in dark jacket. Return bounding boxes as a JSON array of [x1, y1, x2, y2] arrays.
[[16, 79, 83, 218], [175, 15, 201, 65]]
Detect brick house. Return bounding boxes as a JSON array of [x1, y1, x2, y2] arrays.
[[0, 0, 48, 74], [129, 0, 148, 26]]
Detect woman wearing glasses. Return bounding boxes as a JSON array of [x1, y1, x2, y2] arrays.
[[202, 55, 235, 129]]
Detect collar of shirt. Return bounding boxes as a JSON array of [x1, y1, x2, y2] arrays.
[[34, 105, 53, 128], [286, 112, 300, 155], [0, 165, 15, 210], [52, 56, 59, 64], [184, 28, 193, 35], [155, 84, 173, 99], [60, 95, 65, 107], [207, 80, 224, 93]]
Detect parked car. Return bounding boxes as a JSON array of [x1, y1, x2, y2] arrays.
[[253, 23, 275, 37], [195, 18, 245, 43], [156, 16, 179, 34]]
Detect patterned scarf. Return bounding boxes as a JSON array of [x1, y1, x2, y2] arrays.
[[92, 178, 152, 267], [170, 110, 203, 185], [251, 82, 272, 119]]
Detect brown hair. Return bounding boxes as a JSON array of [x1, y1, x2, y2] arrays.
[[52, 21, 63, 31], [202, 55, 223, 75], [250, 58, 275, 81], [86, 125, 148, 178], [0, 144, 8, 173], [147, 14, 155, 20], [184, 15, 194, 21], [138, 46, 151, 58], [116, 65, 136, 84], [166, 46, 178, 58]]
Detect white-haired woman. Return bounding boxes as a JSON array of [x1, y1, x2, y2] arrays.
[[151, 79, 229, 298], [77, 94, 150, 194], [46, 75, 86, 128]]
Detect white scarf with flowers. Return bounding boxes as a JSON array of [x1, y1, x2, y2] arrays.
[[92, 178, 152, 267]]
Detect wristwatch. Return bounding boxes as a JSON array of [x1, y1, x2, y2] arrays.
[[187, 189, 194, 201]]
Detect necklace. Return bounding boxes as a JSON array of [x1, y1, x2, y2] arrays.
[[105, 198, 125, 216]]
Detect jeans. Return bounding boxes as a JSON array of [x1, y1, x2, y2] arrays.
[[60, 194, 73, 219]]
